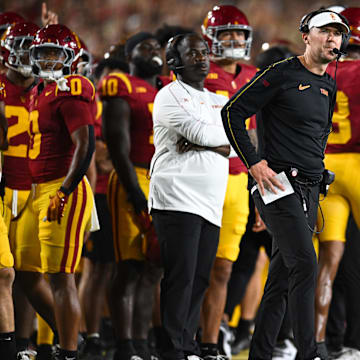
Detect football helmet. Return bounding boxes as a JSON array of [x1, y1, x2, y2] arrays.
[[341, 7, 360, 46], [202, 5, 253, 60], [1, 21, 40, 77], [0, 12, 24, 33], [30, 24, 81, 80], [77, 37, 93, 77]]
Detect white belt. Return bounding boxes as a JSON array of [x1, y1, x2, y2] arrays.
[[11, 189, 18, 217]]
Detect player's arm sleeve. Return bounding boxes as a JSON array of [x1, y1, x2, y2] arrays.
[[221, 67, 283, 169], [153, 85, 229, 147], [58, 99, 95, 194]]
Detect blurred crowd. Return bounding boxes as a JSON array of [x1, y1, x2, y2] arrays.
[[2, 0, 360, 63]]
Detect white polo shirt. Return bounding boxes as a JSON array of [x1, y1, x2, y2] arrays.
[[148, 79, 230, 227]]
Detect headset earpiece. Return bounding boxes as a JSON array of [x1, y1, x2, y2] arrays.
[[342, 32, 350, 52], [337, 12, 350, 52], [165, 34, 185, 71]]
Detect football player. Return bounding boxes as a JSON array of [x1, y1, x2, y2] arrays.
[[0, 11, 24, 74], [79, 55, 131, 359], [99, 32, 168, 360], [0, 79, 16, 360], [315, 7, 360, 357], [0, 21, 60, 360], [200, 6, 259, 358], [22, 24, 95, 360]]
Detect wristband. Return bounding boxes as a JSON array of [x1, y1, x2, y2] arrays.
[[59, 186, 71, 196]]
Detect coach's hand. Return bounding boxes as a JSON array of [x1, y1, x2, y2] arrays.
[[47, 190, 68, 224], [249, 160, 285, 196]]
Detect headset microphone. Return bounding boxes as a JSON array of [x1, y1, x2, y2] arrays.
[[332, 47, 346, 59]]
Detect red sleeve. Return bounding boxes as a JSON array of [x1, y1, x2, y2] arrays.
[[59, 99, 94, 134]]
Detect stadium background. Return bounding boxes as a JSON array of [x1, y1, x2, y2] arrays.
[[1, 0, 360, 63]]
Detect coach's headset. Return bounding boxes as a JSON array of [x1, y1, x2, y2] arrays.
[[299, 9, 350, 55], [166, 33, 210, 72]]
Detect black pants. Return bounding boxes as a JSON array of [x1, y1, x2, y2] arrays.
[[152, 210, 219, 360], [249, 182, 319, 360], [226, 196, 292, 341], [327, 214, 360, 350]]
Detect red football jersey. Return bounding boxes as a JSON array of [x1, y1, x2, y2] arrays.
[[28, 74, 95, 183], [0, 74, 33, 190], [98, 72, 170, 166], [326, 60, 360, 153], [204, 61, 257, 174]]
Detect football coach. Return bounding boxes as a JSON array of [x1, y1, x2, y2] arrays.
[[221, 9, 349, 360]]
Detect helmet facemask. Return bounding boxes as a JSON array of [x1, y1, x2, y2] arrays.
[[205, 24, 253, 61], [4, 36, 34, 77], [30, 44, 77, 80]]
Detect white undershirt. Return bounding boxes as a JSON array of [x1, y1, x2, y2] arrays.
[[148, 80, 230, 227]]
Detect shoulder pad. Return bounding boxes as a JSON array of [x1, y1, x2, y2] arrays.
[[99, 72, 133, 99], [55, 75, 95, 102]]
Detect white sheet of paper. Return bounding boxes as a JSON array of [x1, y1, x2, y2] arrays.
[[251, 171, 294, 205]]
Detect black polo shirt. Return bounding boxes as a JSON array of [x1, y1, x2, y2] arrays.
[[221, 56, 336, 179]]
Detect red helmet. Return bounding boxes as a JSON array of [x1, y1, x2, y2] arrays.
[[0, 21, 40, 77], [341, 7, 360, 46], [77, 37, 93, 77], [30, 24, 81, 79], [201, 5, 253, 60], [0, 12, 24, 33]]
